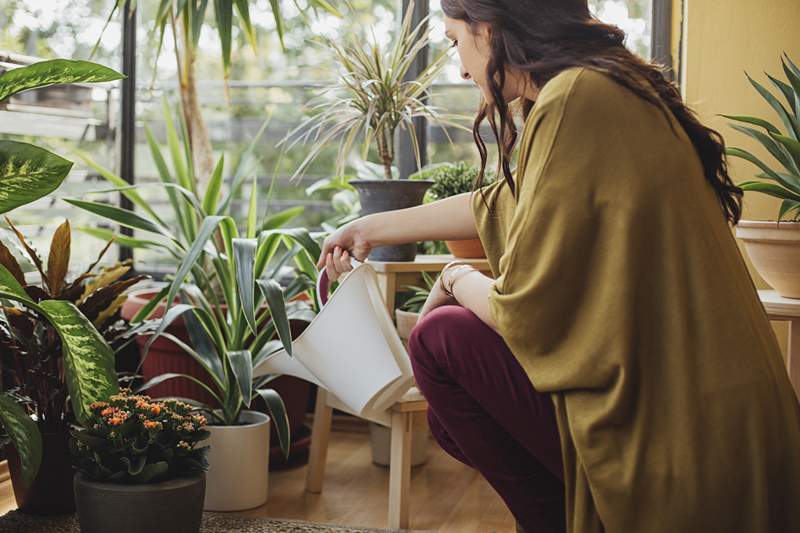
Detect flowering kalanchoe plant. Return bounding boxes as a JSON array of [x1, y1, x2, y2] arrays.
[[69, 390, 210, 484]]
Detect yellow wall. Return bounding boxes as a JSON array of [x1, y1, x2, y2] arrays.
[[680, 0, 800, 352]]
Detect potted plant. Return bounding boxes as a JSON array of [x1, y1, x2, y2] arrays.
[[727, 54, 800, 298], [413, 162, 495, 258], [69, 158, 321, 510], [70, 391, 208, 533], [0, 58, 125, 515], [279, 0, 470, 262], [0, 218, 143, 514], [395, 272, 438, 345], [73, 101, 316, 468]]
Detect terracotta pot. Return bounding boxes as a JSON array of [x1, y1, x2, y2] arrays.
[[74, 472, 205, 533], [7, 428, 75, 515], [121, 288, 219, 406], [203, 411, 270, 511], [735, 220, 800, 299], [445, 238, 486, 259]]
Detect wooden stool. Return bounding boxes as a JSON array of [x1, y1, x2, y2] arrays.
[[305, 386, 428, 530]]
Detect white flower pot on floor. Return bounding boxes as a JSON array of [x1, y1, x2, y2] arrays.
[[203, 410, 271, 511]]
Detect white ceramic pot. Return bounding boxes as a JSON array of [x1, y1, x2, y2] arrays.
[[735, 220, 800, 299], [203, 410, 270, 511]]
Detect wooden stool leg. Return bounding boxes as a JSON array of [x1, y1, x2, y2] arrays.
[[306, 388, 333, 494], [388, 411, 412, 529]]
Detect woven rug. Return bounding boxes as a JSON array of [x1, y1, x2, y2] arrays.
[[0, 511, 430, 533]]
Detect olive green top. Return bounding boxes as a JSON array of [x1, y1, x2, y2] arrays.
[[472, 66, 800, 532]]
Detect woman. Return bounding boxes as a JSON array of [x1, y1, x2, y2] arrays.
[[317, 2, 800, 532]]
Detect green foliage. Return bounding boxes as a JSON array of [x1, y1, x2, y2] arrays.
[[279, 0, 471, 181], [724, 54, 800, 221], [0, 59, 123, 215], [70, 391, 210, 484], [0, 394, 41, 488], [400, 272, 438, 313], [413, 161, 496, 201]]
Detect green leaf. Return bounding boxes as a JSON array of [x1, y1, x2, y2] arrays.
[[228, 350, 253, 408], [38, 300, 118, 425], [255, 388, 290, 458], [779, 199, 800, 220], [738, 180, 800, 201], [0, 263, 33, 303], [137, 374, 221, 408], [202, 155, 225, 215], [131, 285, 169, 323], [247, 176, 258, 239], [64, 198, 175, 239], [164, 216, 232, 317], [0, 140, 72, 215], [726, 147, 800, 194], [0, 394, 41, 487], [746, 72, 800, 139], [159, 331, 224, 392], [214, 0, 234, 79], [256, 279, 292, 356], [132, 461, 169, 483], [76, 226, 171, 253], [268, 0, 285, 51], [721, 114, 781, 135], [233, 238, 258, 335], [770, 132, 800, 173], [0, 59, 123, 101], [234, 0, 258, 51], [730, 123, 798, 175], [258, 206, 305, 232]]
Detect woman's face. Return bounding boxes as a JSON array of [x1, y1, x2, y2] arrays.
[[444, 17, 537, 104]]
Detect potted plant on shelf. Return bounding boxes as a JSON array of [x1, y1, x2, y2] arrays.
[[279, 0, 470, 262], [69, 156, 321, 510], [73, 101, 316, 470], [413, 162, 495, 258], [0, 58, 125, 515], [71, 391, 208, 533], [727, 54, 800, 298], [0, 218, 143, 514]]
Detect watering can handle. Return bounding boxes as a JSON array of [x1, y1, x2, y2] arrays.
[[316, 256, 364, 308]]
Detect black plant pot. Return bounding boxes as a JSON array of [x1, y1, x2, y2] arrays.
[[74, 472, 205, 533], [350, 179, 434, 262], [7, 429, 75, 515]]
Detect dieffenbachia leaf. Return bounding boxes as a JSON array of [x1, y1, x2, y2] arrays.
[[0, 394, 41, 487], [0, 141, 72, 215], [0, 59, 123, 102]]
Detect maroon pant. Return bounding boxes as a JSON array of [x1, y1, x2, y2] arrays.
[[408, 305, 566, 533]]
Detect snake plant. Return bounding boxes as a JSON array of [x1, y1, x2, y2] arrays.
[[724, 54, 800, 220]]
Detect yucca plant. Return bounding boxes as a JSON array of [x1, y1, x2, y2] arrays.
[[279, 0, 470, 181], [66, 102, 321, 456], [724, 54, 800, 220], [0, 58, 124, 488], [95, 0, 341, 185]]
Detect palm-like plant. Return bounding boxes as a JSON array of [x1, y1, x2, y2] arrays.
[[66, 102, 321, 456], [0, 59, 124, 488], [279, 0, 470, 181], [96, 0, 341, 185], [725, 54, 800, 220]]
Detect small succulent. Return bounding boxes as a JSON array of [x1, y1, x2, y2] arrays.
[[70, 391, 210, 484], [400, 272, 439, 313], [413, 162, 496, 201]]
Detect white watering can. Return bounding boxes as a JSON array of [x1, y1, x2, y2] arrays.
[[253, 259, 415, 425]]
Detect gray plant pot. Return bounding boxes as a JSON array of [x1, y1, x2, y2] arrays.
[[74, 472, 205, 533], [350, 179, 434, 262]]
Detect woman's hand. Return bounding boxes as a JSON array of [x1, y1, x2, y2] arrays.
[[418, 275, 457, 320], [317, 220, 372, 282]]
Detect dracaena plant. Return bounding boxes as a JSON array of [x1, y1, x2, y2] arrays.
[[278, 0, 470, 182], [0, 58, 124, 488], [724, 54, 800, 220], [66, 103, 322, 457]]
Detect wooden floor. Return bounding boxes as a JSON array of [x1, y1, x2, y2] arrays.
[[0, 430, 515, 532]]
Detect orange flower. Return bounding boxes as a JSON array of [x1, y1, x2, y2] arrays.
[[109, 417, 124, 426], [143, 420, 162, 430], [150, 405, 162, 415], [100, 407, 116, 416]]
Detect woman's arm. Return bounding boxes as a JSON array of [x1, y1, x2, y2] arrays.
[[449, 270, 497, 331], [359, 192, 478, 247]]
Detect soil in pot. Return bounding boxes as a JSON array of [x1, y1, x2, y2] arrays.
[[74, 472, 205, 533], [7, 429, 75, 515]]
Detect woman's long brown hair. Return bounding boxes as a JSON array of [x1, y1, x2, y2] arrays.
[[442, 0, 743, 224]]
